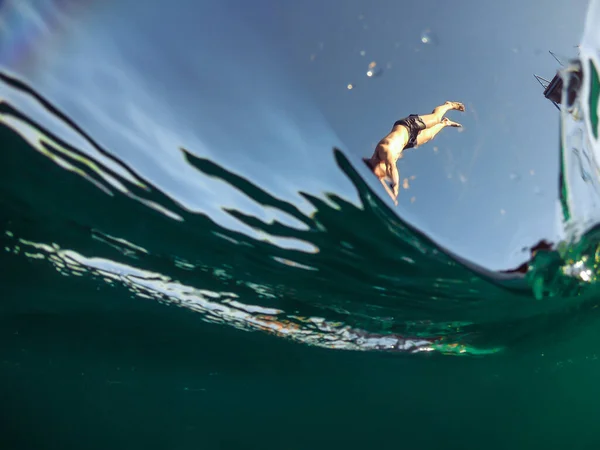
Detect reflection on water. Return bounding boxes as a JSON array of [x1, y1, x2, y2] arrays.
[[0, 51, 599, 357], [0, 69, 510, 355]]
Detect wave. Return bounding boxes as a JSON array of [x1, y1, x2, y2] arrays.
[[4, 67, 600, 358], [2, 0, 600, 357]]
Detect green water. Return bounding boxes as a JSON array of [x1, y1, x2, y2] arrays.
[[4, 257, 600, 449]]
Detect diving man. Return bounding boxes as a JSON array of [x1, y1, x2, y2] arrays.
[[363, 101, 465, 204]]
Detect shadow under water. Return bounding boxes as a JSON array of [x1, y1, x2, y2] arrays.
[[3, 66, 600, 357]]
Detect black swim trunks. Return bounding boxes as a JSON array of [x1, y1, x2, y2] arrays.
[[393, 114, 426, 149]]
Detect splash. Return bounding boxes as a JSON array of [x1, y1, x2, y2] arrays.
[[525, 0, 600, 300]]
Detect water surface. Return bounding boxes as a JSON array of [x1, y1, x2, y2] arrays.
[[2, 0, 600, 448]]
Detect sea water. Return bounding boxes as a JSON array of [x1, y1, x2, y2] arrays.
[[1, 0, 600, 448]]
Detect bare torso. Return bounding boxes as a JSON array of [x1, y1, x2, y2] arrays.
[[369, 125, 410, 184]]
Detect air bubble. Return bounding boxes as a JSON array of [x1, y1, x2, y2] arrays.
[[347, 84, 354, 90]]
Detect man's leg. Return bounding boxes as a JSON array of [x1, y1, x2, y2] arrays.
[[415, 118, 461, 147], [418, 101, 465, 128]]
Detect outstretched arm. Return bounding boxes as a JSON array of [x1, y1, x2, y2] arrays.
[[379, 178, 398, 205], [386, 159, 400, 205]]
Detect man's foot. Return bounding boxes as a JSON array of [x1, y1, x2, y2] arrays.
[[442, 117, 462, 127], [444, 101, 465, 112]]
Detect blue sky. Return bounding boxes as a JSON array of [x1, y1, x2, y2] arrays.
[[255, 0, 590, 269], [0, 0, 591, 270]]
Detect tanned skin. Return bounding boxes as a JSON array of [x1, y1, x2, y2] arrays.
[[364, 101, 465, 204]]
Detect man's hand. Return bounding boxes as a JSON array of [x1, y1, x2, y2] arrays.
[[387, 158, 400, 206], [391, 183, 399, 206], [378, 179, 399, 206]]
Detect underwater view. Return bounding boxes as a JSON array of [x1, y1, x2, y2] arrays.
[[2, 0, 600, 448]]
